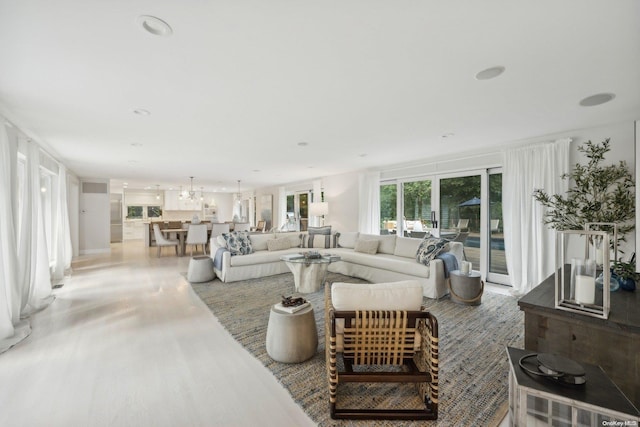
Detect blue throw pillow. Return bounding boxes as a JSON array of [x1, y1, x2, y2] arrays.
[[222, 231, 253, 256], [416, 237, 448, 266]]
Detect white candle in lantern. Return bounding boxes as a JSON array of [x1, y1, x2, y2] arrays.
[[575, 274, 596, 305], [460, 261, 470, 275]]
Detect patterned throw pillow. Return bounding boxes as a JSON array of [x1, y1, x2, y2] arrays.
[[222, 231, 253, 256], [416, 237, 449, 266], [303, 226, 337, 249]]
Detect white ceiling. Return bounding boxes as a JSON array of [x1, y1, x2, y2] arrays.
[[1, 0, 639, 192]]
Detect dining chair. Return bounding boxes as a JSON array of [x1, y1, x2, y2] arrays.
[[186, 223, 208, 256], [153, 224, 179, 257], [251, 220, 266, 232], [234, 222, 250, 232], [210, 223, 231, 239]]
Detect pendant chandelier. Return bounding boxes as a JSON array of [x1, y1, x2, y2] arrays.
[[235, 180, 242, 202], [179, 176, 198, 202]]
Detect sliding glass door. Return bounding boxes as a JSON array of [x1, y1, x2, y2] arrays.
[[380, 168, 510, 286]]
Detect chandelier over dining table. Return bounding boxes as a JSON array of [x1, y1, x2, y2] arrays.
[[179, 176, 199, 202]]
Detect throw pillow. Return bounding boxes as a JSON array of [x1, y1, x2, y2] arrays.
[[416, 237, 449, 266], [302, 231, 338, 249], [222, 231, 253, 256], [267, 238, 291, 251], [354, 239, 379, 255], [308, 225, 332, 235]]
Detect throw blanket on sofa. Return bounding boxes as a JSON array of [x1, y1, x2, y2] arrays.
[[436, 252, 459, 278], [214, 247, 229, 271]]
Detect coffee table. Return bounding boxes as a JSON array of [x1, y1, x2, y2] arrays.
[[280, 254, 341, 293]]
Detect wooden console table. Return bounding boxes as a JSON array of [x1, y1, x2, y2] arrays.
[[518, 273, 640, 407]]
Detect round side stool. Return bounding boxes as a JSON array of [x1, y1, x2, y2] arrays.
[[266, 305, 318, 363], [448, 270, 484, 306], [187, 256, 215, 283]]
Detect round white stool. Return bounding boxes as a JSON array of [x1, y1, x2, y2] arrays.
[[266, 305, 318, 363], [187, 256, 215, 283]]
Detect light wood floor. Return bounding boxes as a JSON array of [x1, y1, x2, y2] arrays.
[[0, 241, 315, 427]]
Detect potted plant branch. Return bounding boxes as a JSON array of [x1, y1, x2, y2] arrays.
[[612, 256, 637, 291], [533, 139, 635, 291]]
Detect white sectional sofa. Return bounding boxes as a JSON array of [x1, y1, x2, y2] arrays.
[[210, 230, 464, 299]]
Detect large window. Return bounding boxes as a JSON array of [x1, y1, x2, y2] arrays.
[[380, 169, 509, 285], [380, 183, 397, 234]]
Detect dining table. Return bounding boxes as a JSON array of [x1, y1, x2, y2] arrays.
[[160, 227, 214, 256], [160, 228, 189, 256]]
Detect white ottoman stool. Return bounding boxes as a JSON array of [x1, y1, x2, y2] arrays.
[[187, 256, 215, 283]]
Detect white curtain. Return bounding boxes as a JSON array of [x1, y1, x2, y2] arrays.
[[503, 138, 571, 295], [0, 125, 31, 353], [277, 186, 286, 230], [358, 171, 380, 234], [18, 140, 54, 316], [52, 165, 72, 283]]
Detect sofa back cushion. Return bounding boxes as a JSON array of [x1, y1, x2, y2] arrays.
[[354, 239, 379, 254], [331, 281, 423, 311], [275, 232, 303, 248], [302, 232, 338, 249], [308, 225, 332, 235], [394, 236, 422, 258], [337, 231, 359, 249], [248, 233, 274, 251], [267, 238, 291, 251], [359, 233, 396, 255]]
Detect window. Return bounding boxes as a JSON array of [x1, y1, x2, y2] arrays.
[[127, 206, 143, 219], [380, 183, 397, 234], [147, 206, 162, 218]]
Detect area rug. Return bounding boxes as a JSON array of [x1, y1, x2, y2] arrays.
[[190, 272, 523, 426]]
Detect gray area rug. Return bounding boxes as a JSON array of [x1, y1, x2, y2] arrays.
[[191, 272, 523, 426]]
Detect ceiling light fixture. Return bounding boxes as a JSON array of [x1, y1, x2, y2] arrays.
[[475, 66, 505, 80], [297, 142, 309, 147], [200, 186, 204, 202], [183, 176, 197, 202], [156, 184, 161, 200], [137, 15, 173, 37], [236, 180, 242, 202], [579, 93, 615, 107], [133, 109, 150, 116]]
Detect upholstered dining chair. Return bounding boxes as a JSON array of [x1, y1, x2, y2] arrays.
[[251, 220, 266, 232], [234, 222, 250, 232], [153, 224, 179, 257], [186, 223, 208, 256], [325, 281, 439, 420], [210, 223, 230, 241]]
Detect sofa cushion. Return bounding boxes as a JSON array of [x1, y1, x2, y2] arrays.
[[416, 237, 449, 266], [394, 236, 422, 258], [222, 231, 253, 256], [229, 247, 301, 266], [275, 232, 303, 248], [267, 238, 291, 251], [248, 233, 274, 251], [354, 239, 379, 254], [335, 250, 431, 277], [359, 233, 397, 254], [302, 232, 337, 249], [331, 281, 423, 311], [337, 231, 359, 248]]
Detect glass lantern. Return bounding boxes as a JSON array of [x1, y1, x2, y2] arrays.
[[555, 230, 610, 319]]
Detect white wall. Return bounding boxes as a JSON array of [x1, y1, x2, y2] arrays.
[[323, 171, 359, 233]]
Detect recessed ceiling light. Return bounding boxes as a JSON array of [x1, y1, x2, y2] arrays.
[[475, 66, 505, 80], [442, 132, 455, 139], [358, 154, 367, 158], [307, 166, 314, 169], [579, 93, 615, 107], [137, 15, 173, 37], [297, 142, 309, 147], [133, 109, 150, 116], [130, 143, 143, 147], [252, 169, 260, 172]]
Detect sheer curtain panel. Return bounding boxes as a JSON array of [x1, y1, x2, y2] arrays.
[[503, 138, 571, 295], [358, 171, 381, 234], [18, 140, 54, 316], [52, 165, 72, 283], [0, 124, 30, 353]]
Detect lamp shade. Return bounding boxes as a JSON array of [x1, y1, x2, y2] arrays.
[[309, 202, 329, 216]]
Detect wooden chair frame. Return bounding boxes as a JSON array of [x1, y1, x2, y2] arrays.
[[325, 283, 439, 420]]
